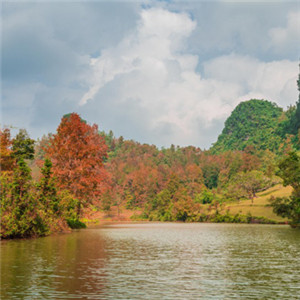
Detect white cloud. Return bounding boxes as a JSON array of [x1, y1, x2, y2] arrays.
[[204, 54, 298, 108], [80, 7, 196, 106], [269, 11, 300, 55], [79, 7, 299, 148]]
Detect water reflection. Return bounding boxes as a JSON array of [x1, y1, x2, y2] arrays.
[[1, 229, 108, 299], [1, 223, 300, 299]]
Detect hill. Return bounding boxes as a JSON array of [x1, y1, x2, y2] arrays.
[[211, 99, 286, 153], [219, 184, 292, 223]]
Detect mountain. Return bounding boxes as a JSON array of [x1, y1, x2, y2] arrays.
[[211, 99, 286, 153]]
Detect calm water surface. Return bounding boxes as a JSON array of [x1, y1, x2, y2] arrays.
[[1, 223, 300, 299]]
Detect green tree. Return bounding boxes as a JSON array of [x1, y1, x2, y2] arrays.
[[195, 189, 214, 204], [38, 158, 59, 213], [12, 129, 35, 161], [277, 151, 300, 194], [271, 151, 300, 227], [0, 158, 49, 238], [229, 170, 271, 203]]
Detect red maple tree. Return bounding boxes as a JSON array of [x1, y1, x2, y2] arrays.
[[46, 113, 108, 215]]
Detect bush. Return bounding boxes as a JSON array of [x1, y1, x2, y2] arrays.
[[66, 218, 87, 229]]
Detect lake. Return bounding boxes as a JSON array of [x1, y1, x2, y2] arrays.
[[1, 223, 300, 299]]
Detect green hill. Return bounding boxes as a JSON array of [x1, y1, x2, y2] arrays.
[[211, 99, 285, 153]]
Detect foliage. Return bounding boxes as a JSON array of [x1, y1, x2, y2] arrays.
[[276, 151, 300, 193], [45, 113, 108, 216], [227, 170, 272, 202], [211, 99, 289, 153], [271, 152, 300, 227], [195, 189, 214, 204], [38, 158, 59, 212], [12, 129, 35, 161], [0, 153, 75, 239], [0, 127, 15, 172], [66, 218, 87, 229], [271, 195, 300, 227], [0, 159, 50, 238]]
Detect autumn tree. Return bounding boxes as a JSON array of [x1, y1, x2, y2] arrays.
[[0, 127, 14, 172], [185, 164, 203, 197], [46, 113, 108, 216]]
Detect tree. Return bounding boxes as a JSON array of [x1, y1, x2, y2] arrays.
[[0, 127, 14, 172], [271, 151, 300, 227], [45, 113, 108, 216], [229, 170, 271, 203], [38, 158, 59, 213], [185, 164, 203, 197], [276, 151, 300, 194], [12, 129, 35, 161], [0, 158, 50, 238]]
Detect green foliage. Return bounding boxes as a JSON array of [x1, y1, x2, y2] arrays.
[[277, 151, 300, 193], [227, 170, 272, 201], [0, 159, 50, 238], [271, 195, 300, 227], [12, 129, 35, 161], [211, 99, 285, 153], [195, 189, 214, 204], [271, 152, 300, 227], [201, 162, 219, 189], [66, 218, 87, 229], [38, 158, 59, 212], [0, 158, 79, 239]]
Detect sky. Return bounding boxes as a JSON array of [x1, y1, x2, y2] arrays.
[[1, 0, 300, 149]]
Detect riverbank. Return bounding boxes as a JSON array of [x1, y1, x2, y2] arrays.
[[82, 184, 291, 226]]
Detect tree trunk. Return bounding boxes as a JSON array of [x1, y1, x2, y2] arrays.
[[76, 201, 81, 219]]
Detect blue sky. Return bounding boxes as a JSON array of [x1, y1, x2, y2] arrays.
[[1, 0, 299, 149]]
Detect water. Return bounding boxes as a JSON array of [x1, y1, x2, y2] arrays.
[[1, 223, 300, 299]]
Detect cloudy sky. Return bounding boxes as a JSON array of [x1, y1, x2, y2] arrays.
[[1, 0, 299, 149]]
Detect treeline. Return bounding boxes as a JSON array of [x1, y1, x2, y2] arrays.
[[100, 133, 284, 221], [1, 73, 300, 237], [1, 113, 299, 239]]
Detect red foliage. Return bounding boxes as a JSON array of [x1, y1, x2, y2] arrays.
[[0, 127, 15, 172], [46, 113, 108, 210]]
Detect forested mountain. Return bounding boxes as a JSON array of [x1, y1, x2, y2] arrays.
[[211, 99, 298, 154]]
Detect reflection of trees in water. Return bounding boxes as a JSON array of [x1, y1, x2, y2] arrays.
[[1, 229, 108, 299]]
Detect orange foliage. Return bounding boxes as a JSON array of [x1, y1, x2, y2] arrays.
[[0, 128, 15, 172], [45, 113, 108, 212]]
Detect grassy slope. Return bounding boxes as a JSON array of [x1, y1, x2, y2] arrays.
[[219, 184, 292, 222]]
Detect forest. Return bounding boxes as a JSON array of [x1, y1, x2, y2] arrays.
[[1, 74, 300, 238]]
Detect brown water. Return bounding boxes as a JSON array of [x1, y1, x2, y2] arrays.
[[1, 223, 300, 299]]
